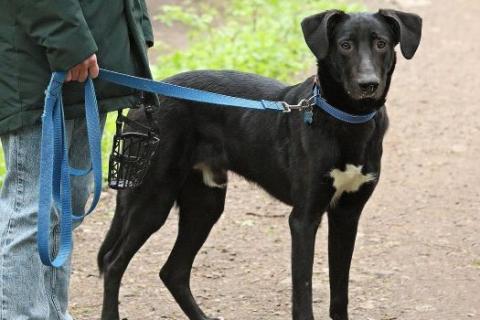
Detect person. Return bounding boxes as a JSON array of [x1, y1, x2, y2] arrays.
[[0, 0, 157, 319]]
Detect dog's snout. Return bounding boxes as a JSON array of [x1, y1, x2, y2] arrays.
[[358, 77, 380, 93]]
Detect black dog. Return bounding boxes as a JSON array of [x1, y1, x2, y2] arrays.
[[98, 9, 422, 320]]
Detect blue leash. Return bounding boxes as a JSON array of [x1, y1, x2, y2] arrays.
[[38, 72, 102, 267], [98, 69, 377, 124], [98, 69, 286, 112], [38, 68, 376, 268]]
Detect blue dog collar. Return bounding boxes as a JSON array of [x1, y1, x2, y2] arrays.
[[307, 85, 377, 125]]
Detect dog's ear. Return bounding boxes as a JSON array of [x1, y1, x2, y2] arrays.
[[378, 9, 422, 59], [301, 10, 346, 60]]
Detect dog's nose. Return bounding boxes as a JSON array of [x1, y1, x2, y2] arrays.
[[358, 80, 379, 94]]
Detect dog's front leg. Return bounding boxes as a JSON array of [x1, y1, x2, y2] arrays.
[[327, 195, 372, 320], [289, 205, 324, 320]]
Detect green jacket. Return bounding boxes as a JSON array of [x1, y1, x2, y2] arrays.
[[0, 0, 156, 135]]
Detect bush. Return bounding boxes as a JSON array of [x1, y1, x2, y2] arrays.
[[152, 0, 363, 81]]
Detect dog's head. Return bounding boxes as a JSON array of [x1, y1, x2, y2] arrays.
[[302, 9, 422, 106]]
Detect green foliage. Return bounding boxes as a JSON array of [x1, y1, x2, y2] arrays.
[[152, 0, 363, 82], [157, 2, 217, 31], [0, 146, 4, 186], [102, 113, 118, 177]]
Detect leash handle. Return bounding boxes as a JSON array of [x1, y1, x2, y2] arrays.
[[38, 72, 103, 268]]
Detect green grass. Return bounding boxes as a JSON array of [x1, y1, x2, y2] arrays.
[[0, 0, 362, 187]]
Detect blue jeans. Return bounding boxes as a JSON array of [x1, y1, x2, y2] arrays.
[[0, 116, 105, 320]]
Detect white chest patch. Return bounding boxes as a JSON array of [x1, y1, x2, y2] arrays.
[[329, 164, 376, 204]]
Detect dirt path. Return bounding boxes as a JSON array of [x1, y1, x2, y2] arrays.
[[70, 0, 480, 319]]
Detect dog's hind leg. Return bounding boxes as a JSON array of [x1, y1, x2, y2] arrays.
[[100, 186, 177, 320], [160, 169, 227, 320]]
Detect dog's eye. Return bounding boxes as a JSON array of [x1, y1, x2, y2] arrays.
[[376, 40, 387, 49], [340, 41, 352, 51]]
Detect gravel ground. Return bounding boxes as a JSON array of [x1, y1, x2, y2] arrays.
[[70, 0, 480, 319]]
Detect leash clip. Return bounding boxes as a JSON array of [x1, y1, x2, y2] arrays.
[[281, 95, 317, 113]]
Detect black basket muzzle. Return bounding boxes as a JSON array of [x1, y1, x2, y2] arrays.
[[108, 110, 160, 190]]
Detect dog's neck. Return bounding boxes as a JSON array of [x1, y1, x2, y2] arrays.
[[315, 55, 396, 115]]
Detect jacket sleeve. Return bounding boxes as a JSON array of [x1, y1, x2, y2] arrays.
[[16, 0, 98, 71], [139, 0, 155, 48]]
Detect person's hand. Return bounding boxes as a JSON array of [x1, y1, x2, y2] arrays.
[[65, 54, 99, 82]]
